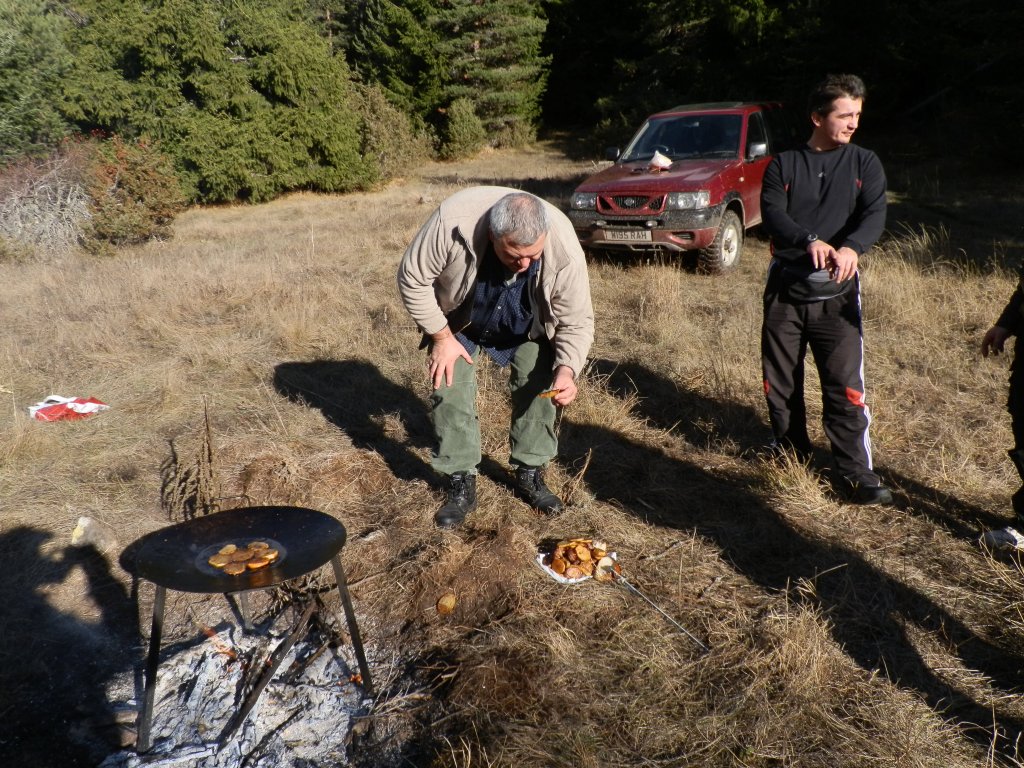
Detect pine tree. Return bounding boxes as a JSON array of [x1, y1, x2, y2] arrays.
[[344, 0, 443, 118], [432, 0, 550, 147], [0, 0, 72, 161]]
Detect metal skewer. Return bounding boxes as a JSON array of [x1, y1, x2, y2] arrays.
[[612, 571, 709, 653]]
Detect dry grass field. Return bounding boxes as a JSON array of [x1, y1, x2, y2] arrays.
[[2, 140, 1024, 767]]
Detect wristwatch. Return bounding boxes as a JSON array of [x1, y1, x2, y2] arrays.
[[804, 233, 818, 246]]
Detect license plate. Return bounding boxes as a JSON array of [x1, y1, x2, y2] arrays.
[[604, 229, 652, 242]]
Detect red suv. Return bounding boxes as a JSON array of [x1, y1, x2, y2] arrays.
[[568, 102, 799, 272]]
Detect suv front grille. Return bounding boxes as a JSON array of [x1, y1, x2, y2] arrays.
[[600, 195, 665, 214]]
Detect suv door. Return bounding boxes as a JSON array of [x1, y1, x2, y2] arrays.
[[741, 110, 772, 227]]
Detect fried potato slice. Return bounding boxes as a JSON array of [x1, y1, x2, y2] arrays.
[[223, 562, 246, 576], [436, 592, 457, 615], [219, 544, 238, 555], [208, 553, 232, 568], [246, 556, 271, 570]]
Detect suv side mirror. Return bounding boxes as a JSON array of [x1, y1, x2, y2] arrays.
[[747, 142, 768, 161], [604, 147, 620, 161]]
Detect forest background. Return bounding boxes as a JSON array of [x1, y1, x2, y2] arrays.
[[2, 0, 1022, 230]]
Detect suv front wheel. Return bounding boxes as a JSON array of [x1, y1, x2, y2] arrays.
[[698, 210, 742, 273]]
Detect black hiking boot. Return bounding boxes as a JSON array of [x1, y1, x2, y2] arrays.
[[434, 472, 477, 528], [839, 475, 895, 507], [513, 466, 563, 516]]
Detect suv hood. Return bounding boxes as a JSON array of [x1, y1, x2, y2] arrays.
[[576, 159, 736, 192]]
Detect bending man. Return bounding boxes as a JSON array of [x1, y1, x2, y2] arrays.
[[398, 187, 594, 527]]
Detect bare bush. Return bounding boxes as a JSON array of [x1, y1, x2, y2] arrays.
[[0, 144, 90, 259]]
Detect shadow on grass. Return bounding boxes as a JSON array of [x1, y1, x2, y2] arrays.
[[273, 359, 435, 485], [0, 527, 135, 767], [562, 359, 1024, 757], [590, 356, 1011, 538]]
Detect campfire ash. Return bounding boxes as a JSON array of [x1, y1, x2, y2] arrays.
[[100, 606, 370, 768]]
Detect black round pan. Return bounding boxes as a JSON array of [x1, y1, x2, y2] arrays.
[[120, 506, 347, 593]]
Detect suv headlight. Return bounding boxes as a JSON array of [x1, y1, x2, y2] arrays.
[[666, 191, 710, 210], [571, 192, 597, 210]]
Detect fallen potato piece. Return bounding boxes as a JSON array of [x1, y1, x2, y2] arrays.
[[436, 592, 457, 615]]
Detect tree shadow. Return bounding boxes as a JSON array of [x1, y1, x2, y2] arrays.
[[0, 527, 136, 767], [561, 360, 1024, 756], [273, 359, 435, 484], [588, 357, 769, 456]]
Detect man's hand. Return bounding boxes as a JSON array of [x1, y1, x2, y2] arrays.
[[829, 246, 859, 283], [982, 325, 1011, 357], [549, 365, 578, 406], [808, 241, 858, 282], [428, 329, 473, 389]]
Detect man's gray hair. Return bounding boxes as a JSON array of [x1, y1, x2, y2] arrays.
[[489, 192, 549, 245]]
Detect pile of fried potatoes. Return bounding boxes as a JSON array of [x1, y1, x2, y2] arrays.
[[208, 541, 279, 576], [542, 538, 620, 582]]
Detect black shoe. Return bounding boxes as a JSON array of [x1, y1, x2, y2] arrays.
[[848, 482, 894, 506], [513, 466, 563, 515], [434, 472, 477, 528]]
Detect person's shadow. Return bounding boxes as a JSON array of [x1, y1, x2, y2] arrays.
[[560, 359, 1024, 756], [590, 356, 1012, 538], [0, 527, 136, 767], [273, 359, 435, 484]]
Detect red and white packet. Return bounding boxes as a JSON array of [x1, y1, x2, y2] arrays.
[[29, 395, 110, 422]]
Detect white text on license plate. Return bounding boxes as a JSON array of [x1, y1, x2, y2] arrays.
[[605, 229, 652, 242]]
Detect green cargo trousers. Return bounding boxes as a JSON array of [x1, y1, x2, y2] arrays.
[[430, 338, 558, 476]]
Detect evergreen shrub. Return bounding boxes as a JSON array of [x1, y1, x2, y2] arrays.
[[81, 135, 186, 255], [439, 99, 486, 160], [353, 84, 435, 183]]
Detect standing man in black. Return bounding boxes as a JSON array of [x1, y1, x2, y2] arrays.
[[760, 73, 893, 505]]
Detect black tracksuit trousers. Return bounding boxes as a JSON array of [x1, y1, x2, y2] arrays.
[[761, 275, 879, 486]]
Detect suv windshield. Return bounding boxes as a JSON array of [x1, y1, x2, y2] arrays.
[[621, 114, 742, 162]]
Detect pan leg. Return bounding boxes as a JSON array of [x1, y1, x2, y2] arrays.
[[237, 590, 253, 631], [137, 583, 166, 753], [330, 555, 374, 695]]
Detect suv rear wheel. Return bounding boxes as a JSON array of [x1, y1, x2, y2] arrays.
[[698, 210, 742, 273]]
